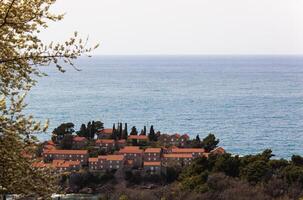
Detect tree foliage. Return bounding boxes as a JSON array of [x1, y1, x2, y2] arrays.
[[0, 0, 97, 198]]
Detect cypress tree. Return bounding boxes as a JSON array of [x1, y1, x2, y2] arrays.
[[149, 125, 156, 141], [123, 123, 128, 139], [130, 126, 138, 135], [119, 123, 123, 139], [196, 134, 201, 142], [144, 126, 147, 135]]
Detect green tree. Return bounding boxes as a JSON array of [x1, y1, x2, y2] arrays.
[[52, 122, 74, 143], [202, 134, 219, 152], [130, 126, 138, 135], [60, 134, 73, 150], [148, 125, 156, 141], [0, 0, 96, 197], [291, 155, 303, 166], [77, 124, 87, 137], [241, 160, 272, 184], [122, 123, 128, 139]]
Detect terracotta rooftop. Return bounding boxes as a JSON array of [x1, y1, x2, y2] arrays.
[[163, 153, 193, 158], [144, 161, 161, 166], [172, 148, 205, 153], [117, 139, 126, 143], [98, 128, 113, 134], [128, 135, 148, 140], [145, 148, 161, 153], [89, 157, 98, 162], [95, 139, 115, 144], [73, 136, 87, 142], [210, 147, 225, 154], [106, 155, 124, 161], [44, 149, 88, 155], [32, 162, 50, 168], [119, 146, 143, 154]]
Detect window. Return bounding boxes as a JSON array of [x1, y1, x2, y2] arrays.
[[134, 154, 136, 157], [117, 165, 119, 168], [110, 165, 112, 168], [154, 153, 156, 156], [148, 158, 151, 161], [154, 158, 156, 161], [81, 155, 83, 158]]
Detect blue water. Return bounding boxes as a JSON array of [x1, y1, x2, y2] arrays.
[[26, 55, 303, 158]]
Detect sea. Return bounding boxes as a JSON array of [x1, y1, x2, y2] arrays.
[[25, 55, 303, 159]]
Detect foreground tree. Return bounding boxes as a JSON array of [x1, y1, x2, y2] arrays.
[[0, 0, 97, 198]]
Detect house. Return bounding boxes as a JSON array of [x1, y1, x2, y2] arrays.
[[73, 136, 88, 149], [88, 155, 124, 171], [210, 147, 226, 155], [95, 139, 115, 152], [143, 161, 161, 175], [128, 135, 148, 145], [179, 134, 190, 147], [116, 139, 126, 149], [33, 160, 81, 172], [162, 153, 193, 167], [97, 128, 113, 139], [171, 148, 205, 158], [52, 160, 81, 171], [144, 148, 162, 162], [43, 149, 89, 165], [118, 146, 144, 168], [88, 157, 99, 170], [158, 133, 190, 147]]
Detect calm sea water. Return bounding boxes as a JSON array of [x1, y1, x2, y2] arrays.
[[26, 55, 303, 158]]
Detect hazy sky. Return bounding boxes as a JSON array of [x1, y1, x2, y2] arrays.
[[40, 0, 303, 55]]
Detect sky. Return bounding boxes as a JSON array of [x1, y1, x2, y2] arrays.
[[39, 0, 303, 55]]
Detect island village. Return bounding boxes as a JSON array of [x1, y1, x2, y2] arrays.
[[32, 122, 225, 175]]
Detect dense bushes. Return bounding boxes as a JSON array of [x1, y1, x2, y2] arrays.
[[179, 150, 303, 199]]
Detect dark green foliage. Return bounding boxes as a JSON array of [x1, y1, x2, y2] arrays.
[[241, 160, 272, 184], [76, 121, 99, 139], [122, 123, 128, 139], [67, 171, 114, 190], [77, 124, 87, 137], [52, 122, 75, 142], [213, 154, 240, 177], [201, 134, 219, 152], [291, 155, 303, 166], [60, 134, 73, 150], [148, 125, 157, 141], [130, 126, 138, 135], [196, 134, 200, 142]]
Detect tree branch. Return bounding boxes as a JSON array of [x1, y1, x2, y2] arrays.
[[0, 0, 16, 28]]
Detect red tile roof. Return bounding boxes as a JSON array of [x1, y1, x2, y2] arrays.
[[128, 135, 148, 140], [181, 134, 190, 139], [210, 147, 226, 154], [89, 157, 98, 162], [98, 128, 113, 134], [145, 148, 161, 153], [163, 153, 193, 158], [32, 162, 50, 168], [95, 139, 115, 144], [44, 149, 88, 155], [106, 155, 124, 161], [172, 148, 205, 153], [144, 161, 161, 166], [119, 146, 143, 154]]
